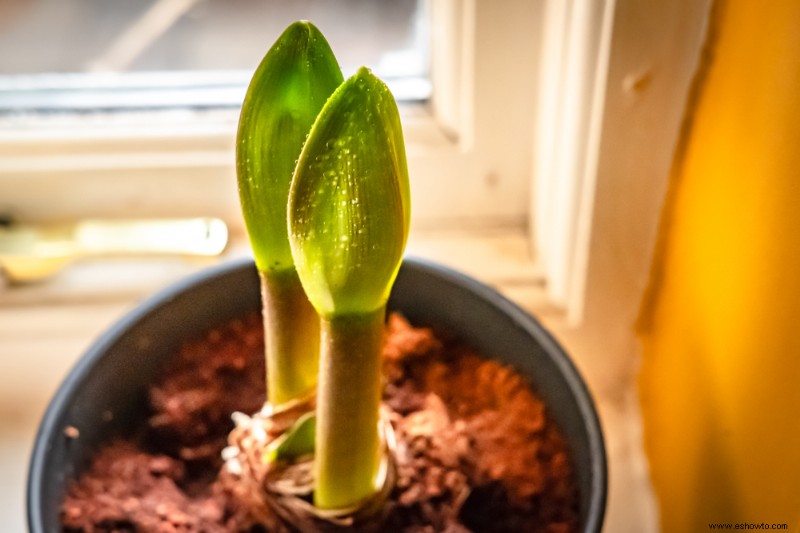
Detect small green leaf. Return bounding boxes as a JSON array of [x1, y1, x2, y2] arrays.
[[288, 67, 411, 317], [266, 412, 316, 463], [237, 21, 343, 273]]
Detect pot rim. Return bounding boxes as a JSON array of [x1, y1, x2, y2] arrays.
[[27, 255, 607, 532]]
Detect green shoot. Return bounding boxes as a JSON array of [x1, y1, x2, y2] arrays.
[[237, 21, 343, 406], [266, 412, 316, 463], [288, 67, 410, 510]]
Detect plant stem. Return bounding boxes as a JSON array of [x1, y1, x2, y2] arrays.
[[314, 306, 386, 510], [260, 268, 320, 406]]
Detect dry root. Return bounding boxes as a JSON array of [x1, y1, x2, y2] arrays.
[[222, 396, 397, 532]]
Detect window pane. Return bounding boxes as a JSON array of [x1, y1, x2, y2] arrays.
[[0, 0, 429, 112]]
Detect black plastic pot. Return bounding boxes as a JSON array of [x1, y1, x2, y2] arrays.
[[27, 257, 607, 532]]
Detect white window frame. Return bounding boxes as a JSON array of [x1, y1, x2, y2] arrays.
[[0, 0, 543, 232], [531, 0, 713, 325]]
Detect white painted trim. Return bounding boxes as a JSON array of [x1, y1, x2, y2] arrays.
[[428, 0, 469, 141], [531, 0, 617, 321], [532, 1, 714, 531]]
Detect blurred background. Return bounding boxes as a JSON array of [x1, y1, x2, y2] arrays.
[[4, 0, 800, 531]]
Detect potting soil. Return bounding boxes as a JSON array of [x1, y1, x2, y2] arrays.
[[61, 313, 578, 532]]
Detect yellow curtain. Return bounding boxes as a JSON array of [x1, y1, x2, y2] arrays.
[[639, 0, 800, 530]]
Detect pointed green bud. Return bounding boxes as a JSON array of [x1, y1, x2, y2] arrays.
[[288, 67, 411, 317], [237, 21, 344, 273]]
